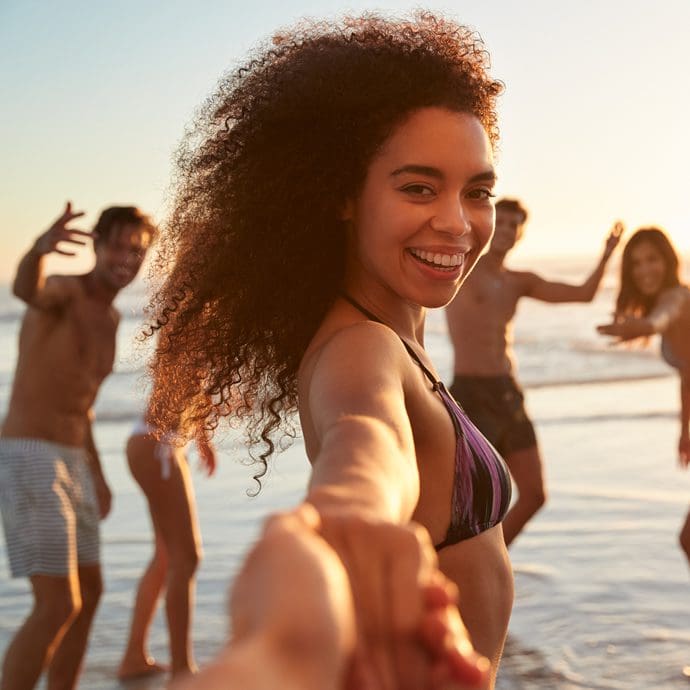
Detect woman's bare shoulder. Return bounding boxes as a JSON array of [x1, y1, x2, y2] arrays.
[[302, 317, 407, 392]]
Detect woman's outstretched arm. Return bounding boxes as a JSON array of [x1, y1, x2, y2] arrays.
[[175, 322, 490, 689], [299, 322, 489, 688], [597, 287, 686, 341]]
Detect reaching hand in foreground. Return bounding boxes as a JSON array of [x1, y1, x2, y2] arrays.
[[172, 505, 488, 690], [315, 509, 489, 689]]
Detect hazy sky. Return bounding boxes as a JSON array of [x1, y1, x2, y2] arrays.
[[1, 0, 689, 281]]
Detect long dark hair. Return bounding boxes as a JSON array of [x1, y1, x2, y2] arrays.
[[146, 12, 503, 490], [615, 227, 681, 317]]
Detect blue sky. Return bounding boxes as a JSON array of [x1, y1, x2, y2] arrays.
[[1, 0, 689, 280]]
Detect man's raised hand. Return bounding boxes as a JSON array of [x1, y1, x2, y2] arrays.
[[33, 201, 90, 257]]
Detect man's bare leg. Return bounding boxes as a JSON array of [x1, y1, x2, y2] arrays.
[[502, 444, 547, 547], [1, 574, 80, 690], [46, 564, 102, 690]]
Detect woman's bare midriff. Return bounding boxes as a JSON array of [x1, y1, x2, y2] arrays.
[[437, 525, 513, 687]]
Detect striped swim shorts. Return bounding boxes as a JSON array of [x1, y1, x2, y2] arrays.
[[0, 438, 100, 578]]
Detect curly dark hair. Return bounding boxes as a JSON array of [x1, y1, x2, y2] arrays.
[[615, 227, 682, 318], [147, 11, 503, 490]]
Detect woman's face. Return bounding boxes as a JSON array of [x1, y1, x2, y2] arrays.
[[343, 107, 496, 309], [629, 240, 667, 296]]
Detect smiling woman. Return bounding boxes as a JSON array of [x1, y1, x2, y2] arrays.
[[598, 227, 690, 576], [341, 108, 496, 310], [598, 228, 690, 454], [146, 12, 510, 689]]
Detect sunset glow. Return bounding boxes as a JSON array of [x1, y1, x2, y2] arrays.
[[1, 0, 689, 280]]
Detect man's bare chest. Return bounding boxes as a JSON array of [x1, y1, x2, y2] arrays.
[[67, 301, 118, 379], [470, 273, 521, 321]]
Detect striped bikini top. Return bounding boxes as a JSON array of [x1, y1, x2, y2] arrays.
[[343, 295, 512, 549]]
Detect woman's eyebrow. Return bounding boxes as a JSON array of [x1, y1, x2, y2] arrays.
[[390, 165, 497, 183], [390, 164, 443, 179], [468, 169, 497, 184]]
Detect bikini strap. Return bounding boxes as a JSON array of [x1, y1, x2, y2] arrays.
[[341, 294, 441, 389]]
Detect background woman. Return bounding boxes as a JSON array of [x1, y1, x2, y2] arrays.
[[149, 13, 511, 688], [598, 227, 690, 565], [118, 410, 216, 680]]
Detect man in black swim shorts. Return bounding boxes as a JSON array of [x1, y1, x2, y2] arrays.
[[445, 198, 622, 546]]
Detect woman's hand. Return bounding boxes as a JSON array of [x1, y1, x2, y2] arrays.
[[171, 505, 355, 690], [178, 505, 489, 690], [315, 511, 489, 690], [597, 317, 653, 342], [229, 505, 356, 690]]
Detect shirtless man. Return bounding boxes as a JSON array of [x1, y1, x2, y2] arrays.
[[445, 198, 622, 547], [0, 202, 154, 690]]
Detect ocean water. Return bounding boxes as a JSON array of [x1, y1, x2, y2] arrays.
[[0, 257, 689, 689]]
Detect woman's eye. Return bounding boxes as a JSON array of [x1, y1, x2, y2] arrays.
[[467, 188, 495, 201], [401, 184, 434, 197]]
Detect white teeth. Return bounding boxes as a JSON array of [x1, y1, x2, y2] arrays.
[[411, 248, 464, 268]]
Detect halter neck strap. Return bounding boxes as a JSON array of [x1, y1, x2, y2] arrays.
[[341, 293, 440, 388]]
